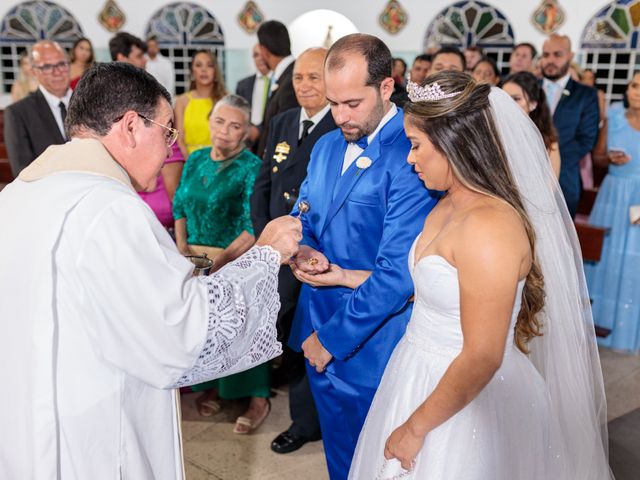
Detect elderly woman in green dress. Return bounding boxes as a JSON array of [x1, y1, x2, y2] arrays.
[[173, 94, 270, 433]]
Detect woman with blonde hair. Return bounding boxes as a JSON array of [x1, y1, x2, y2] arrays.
[[349, 72, 611, 479], [174, 49, 227, 158], [10, 51, 38, 103]]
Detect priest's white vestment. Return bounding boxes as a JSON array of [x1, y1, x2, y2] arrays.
[[0, 138, 282, 479]]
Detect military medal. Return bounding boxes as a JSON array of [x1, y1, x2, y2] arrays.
[[273, 141, 290, 164]]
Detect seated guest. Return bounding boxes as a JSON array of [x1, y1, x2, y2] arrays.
[[472, 56, 501, 86], [428, 46, 465, 75], [109, 32, 147, 69], [585, 72, 640, 353], [4, 40, 71, 176], [69, 37, 94, 90], [138, 143, 184, 230], [464, 45, 483, 71], [10, 51, 38, 103], [175, 49, 227, 158], [508, 42, 537, 74], [503, 71, 561, 177], [251, 47, 336, 454], [173, 94, 270, 433]]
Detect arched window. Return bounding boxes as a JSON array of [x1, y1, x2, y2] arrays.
[[145, 2, 225, 95], [580, 0, 640, 103], [424, 1, 515, 73], [0, 0, 84, 94]]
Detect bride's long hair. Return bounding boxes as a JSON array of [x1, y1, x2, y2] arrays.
[[404, 72, 544, 353]]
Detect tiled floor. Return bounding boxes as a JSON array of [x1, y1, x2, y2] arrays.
[[182, 347, 640, 480]]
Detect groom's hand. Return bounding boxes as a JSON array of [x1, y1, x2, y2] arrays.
[[292, 245, 330, 274], [301, 332, 333, 373]]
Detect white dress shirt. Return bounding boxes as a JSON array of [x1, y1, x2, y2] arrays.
[[342, 103, 398, 174], [251, 74, 270, 125], [543, 73, 570, 115], [39, 85, 72, 138], [299, 103, 331, 139], [146, 54, 176, 97]]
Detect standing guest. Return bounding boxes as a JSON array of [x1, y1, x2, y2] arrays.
[[10, 51, 39, 103], [68, 37, 94, 90], [109, 32, 147, 69], [173, 95, 271, 434], [472, 56, 501, 86], [174, 50, 226, 158], [146, 36, 175, 97], [540, 34, 599, 217], [391, 54, 434, 107], [0, 61, 301, 480], [251, 47, 336, 454], [138, 143, 184, 230], [288, 34, 438, 479], [392, 57, 407, 86], [428, 47, 465, 75], [503, 71, 561, 177], [585, 72, 640, 353], [581, 68, 608, 167], [508, 42, 537, 74], [464, 45, 483, 72], [4, 40, 71, 176], [236, 44, 272, 147], [256, 20, 299, 156]]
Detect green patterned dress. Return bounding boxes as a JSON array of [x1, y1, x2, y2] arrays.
[[173, 147, 270, 398]]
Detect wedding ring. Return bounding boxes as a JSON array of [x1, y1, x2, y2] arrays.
[[307, 257, 319, 266]]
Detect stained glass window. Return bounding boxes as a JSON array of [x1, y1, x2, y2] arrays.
[[145, 2, 225, 95], [580, 1, 640, 103], [424, 1, 514, 74], [0, 1, 84, 94]]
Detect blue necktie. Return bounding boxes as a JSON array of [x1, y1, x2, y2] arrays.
[[355, 136, 368, 150]]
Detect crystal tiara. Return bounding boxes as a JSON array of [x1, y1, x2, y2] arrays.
[[406, 80, 462, 102]]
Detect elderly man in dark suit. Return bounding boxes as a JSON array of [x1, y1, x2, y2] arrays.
[[251, 47, 336, 454], [4, 40, 71, 176], [541, 34, 599, 217], [256, 20, 299, 156]]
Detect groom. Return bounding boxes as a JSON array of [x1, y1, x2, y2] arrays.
[[289, 34, 438, 479]]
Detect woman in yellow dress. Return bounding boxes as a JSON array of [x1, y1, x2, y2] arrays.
[[174, 49, 227, 158]]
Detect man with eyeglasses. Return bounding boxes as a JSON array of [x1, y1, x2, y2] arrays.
[[4, 40, 72, 176], [0, 62, 302, 479]]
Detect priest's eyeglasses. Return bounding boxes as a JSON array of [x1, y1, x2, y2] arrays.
[[137, 113, 179, 147], [114, 112, 179, 147]]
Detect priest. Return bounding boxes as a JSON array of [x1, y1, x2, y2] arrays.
[[0, 62, 301, 479]]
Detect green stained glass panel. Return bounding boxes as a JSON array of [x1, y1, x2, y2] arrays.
[[611, 8, 630, 34], [450, 11, 465, 34], [476, 11, 493, 34], [190, 11, 203, 32], [165, 11, 179, 31], [47, 9, 62, 31]]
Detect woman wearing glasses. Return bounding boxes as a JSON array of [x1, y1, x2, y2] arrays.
[[173, 95, 271, 433]]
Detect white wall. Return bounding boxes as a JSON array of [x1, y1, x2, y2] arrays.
[[0, 0, 609, 50]]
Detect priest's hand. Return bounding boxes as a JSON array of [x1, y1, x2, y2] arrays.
[[256, 216, 302, 263], [291, 245, 329, 274], [301, 332, 333, 373]]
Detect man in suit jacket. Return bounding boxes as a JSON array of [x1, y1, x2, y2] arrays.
[[541, 34, 599, 217], [5, 40, 71, 176], [288, 35, 438, 479], [236, 44, 271, 147], [251, 47, 336, 455], [256, 20, 299, 156]]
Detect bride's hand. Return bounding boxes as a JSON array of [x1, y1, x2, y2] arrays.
[[383, 421, 426, 471]]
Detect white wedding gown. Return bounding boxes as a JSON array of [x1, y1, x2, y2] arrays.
[[349, 238, 561, 479]]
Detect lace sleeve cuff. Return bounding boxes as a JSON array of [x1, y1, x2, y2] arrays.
[[170, 246, 282, 387]]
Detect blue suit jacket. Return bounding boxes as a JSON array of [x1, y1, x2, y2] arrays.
[[289, 108, 438, 388], [553, 78, 599, 217]]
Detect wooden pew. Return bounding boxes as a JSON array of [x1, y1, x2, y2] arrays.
[[575, 222, 611, 338]]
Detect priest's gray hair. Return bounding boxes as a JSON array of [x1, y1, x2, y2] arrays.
[[209, 94, 251, 126]]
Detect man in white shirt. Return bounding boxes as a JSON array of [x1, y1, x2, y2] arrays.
[[4, 40, 71, 175], [146, 35, 175, 97], [0, 62, 301, 480], [236, 44, 272, 148]]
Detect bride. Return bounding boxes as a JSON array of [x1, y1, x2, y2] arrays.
[[348, 72, 612, 479]]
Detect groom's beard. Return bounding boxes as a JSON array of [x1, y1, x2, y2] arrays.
[[339, 94, 385, 143]]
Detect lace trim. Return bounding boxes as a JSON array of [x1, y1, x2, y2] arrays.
[[170, 246, 282, 387]]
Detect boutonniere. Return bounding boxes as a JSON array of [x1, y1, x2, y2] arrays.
[[562, 89, 571, 96], [355, 157, 372, 177]]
